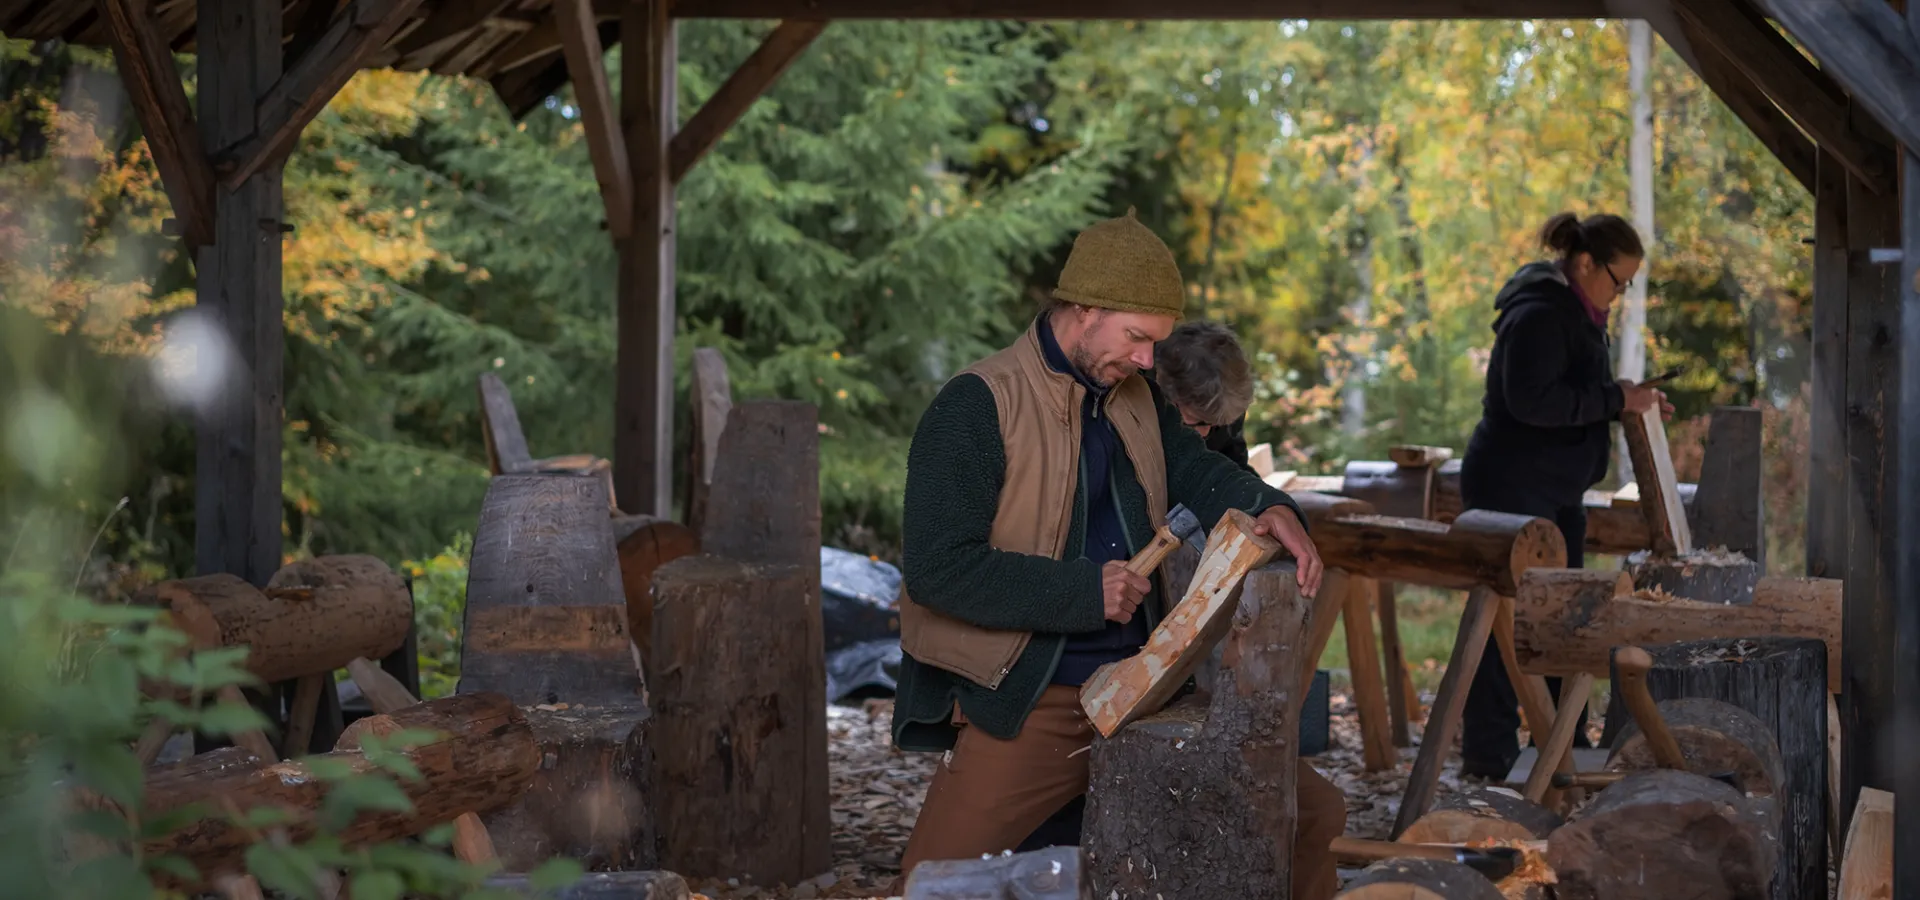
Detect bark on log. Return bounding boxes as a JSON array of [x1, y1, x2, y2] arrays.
[[1290, 489, 1375, 525], [482, 871, 691, 899], [342, 658, 498, 865], [1084, 562, 1311, 899], [1512, 570, 1843, 693], [1545, 769, 1778, 900], [136, 557, 411, 684], [140, 693, 537, 889], [1626, 549, 1762, 605], [1397, 788, 1564, 845], [460, 474, 641, 708], [1309, 510, 1566, 595], [650, 555, 829, 885], [904, 845, 1089, 900], [1605, 698, 1786, 798], [1335, 858, 1506, 900], [1604, 638, 1827, 900], [482, 704, 658, 872], [1080, 508, 1280, 736], [614, 517, 700, 672]]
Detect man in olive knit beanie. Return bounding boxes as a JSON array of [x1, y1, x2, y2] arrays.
[[891, 211, 1345, 900]]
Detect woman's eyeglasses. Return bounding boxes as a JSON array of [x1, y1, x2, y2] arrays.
[[1603, 264, 1634, 295]]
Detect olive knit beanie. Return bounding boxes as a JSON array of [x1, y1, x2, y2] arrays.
[[1051, 208, 1186, 319]]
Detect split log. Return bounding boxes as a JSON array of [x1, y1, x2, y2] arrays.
[[140, 693, 537, 889], [684, 345, 734, 537], [482, 870, 692, 899], [1511, 569, 1843, 693], [1626, 548, 1762, 605], [1084, 562, 1310, 899], [1690, 406, 1765, 566], [1308, 509, 1566, 595], [650, 555, 828, 886], [1836, 787, 1891, 900], [1621, 403, 1692, 555], [1397, 787, 1564, 845], [611, 516, 700, 671], [1545, 769, 1778, 900], [459, 474, 656, 871], [1335, 858, 1505, 900], [136, 556, 411, 684], [1080, 508, 1280, 737], [697, 400, 820, 570], [1604, 638, 1827, 900], [904, 845, 1089, 900]]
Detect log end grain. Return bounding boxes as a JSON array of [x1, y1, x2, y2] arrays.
[[1398, 788, 1563, 845], [1626, 550, 1761, 605], [1604, 697, 1786, 798], [1336, 858, 1506, 900], [484, 702, 658, 873], [1546, 769, 1777, 900]]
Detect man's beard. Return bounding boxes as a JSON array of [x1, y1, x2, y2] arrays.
[[1069, 343, 1130, 388]]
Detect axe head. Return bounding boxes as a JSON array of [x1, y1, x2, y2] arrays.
[[1167, 504, 1205, 552]]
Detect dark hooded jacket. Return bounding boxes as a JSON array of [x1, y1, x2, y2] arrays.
[[1463, 262, 1626, 503]]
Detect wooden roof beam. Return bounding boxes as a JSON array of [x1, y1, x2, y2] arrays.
[[1652, 14, 1816, 193], [1673, 0, 1894, 195], [665, 0, 1610, 17], [393, 0, 516, 64], [1758, 0, 1920, 162], [669, 20, 826, 184], [99, 0, 216, 249], [555, 0, 633, 237], [214, 0, 428, 190], [474, 0, 622, 78]]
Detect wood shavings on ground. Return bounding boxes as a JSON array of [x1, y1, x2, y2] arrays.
[[1631, 585, 1680, 603]]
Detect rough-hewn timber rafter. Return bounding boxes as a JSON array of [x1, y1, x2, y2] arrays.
[[1652, 14, 1817, 193], [670, 20, 825, 184], [667, 0, 1609, 17], [555, 0, 633, 237], [99, 0, 216, 248], [473, 0, 621, 78], [1673, 0, 1893, 195], [215, 0, 428, 189], [1756, 0, 1920, 162], [394, 0, 515, 62]]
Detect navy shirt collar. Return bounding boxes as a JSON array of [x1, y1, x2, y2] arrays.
[[1036, 313, 1108, 398]]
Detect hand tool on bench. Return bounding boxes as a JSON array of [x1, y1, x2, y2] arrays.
[[1614, 645, 1688, 769], [1551, 769, 1740, 790], [1330, 836, 1526, 881]]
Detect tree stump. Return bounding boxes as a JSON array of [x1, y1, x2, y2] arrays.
[[1335, 858, 1505, 900], [460, 474, 656, 872], [1604, 638, 1826, 900], [1083, 562, 1310, 899], [1605, 697, 1785, 797], [1397, 787, 1563, 845], [611, 516, 700, 672], [1545, 769, 1778, 900], [482, 871, 691, 899], [1626, 548, 1762, 605], [904, 846, 1089, 900], [650, 555, 828, 886]]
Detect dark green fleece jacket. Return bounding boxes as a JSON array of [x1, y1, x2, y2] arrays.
[[891, 373, 1303, 752]]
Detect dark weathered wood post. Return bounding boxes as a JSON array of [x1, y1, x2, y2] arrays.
[[615, 0, 677, 518]]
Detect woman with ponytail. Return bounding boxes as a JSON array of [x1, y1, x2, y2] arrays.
[[1456, 211, 1672, 780]]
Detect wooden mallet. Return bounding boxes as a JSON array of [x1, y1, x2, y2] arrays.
[[1613, 645, 1688, 770]]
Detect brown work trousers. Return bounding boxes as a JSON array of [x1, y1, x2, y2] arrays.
[[899, 686, 1347, 900]]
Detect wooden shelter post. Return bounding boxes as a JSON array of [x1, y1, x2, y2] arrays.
[[615, 0, 677, 518]]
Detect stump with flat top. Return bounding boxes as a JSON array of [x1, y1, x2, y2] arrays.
[[1626, 547, 1762, 605], [650, 555, 828, 886], [459, 474, 656, 872], [1083, 562, 1310, 899], [1396, 787, 1563, 845], [1545, 769, 1778, 900], [1335, 858, 1506, 900], [1604, 637, 1825, 900], [903, 846, 1089, 900]]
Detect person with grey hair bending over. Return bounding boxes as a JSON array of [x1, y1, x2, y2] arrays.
[[1150, 319, 1259, 475]]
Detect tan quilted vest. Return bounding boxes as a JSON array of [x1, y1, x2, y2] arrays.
[[897, 321, 1170, 689]]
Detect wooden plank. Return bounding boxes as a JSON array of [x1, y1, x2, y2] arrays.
[[1655, 14, 1817, 194], [194, 0, 285, 587], [698, 400, 820, 568], [555, 0, 632, 237], [1838, 787, 1892, 900], [668, 0, 1611, 18], [1763, 0, 1920, 159], [1691, 406, 1765, 562], [684, 346, 733, 536], [476, 372, 535, 474], [1898, 5, 1920, 888], [457, 474, 639, 707], [1839, 94, 1901, 846], [1247, 442, 1274, 477], [1672, 0, 1894, 194], [668, 19, 825, 184], [99, 0, 216, 249], [1807, 150, 1850, 582], [614, 0, 676, 518], [216, 0, 428, 190], [1392, 586, 1499, 838], [1621, 404, 1692, 555]]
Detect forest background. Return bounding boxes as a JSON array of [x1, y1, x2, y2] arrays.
[[1, 18, 1812, 683]]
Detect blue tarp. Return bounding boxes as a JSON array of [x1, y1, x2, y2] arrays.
[[821, 547, 903, 701]]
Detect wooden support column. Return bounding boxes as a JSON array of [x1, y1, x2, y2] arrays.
[[615, 0, 676, 518], [556, 0, 632, 237], [195, 0, 285, 586], [1897, 1, 1920, 893], [99, 0, 216, 249]]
